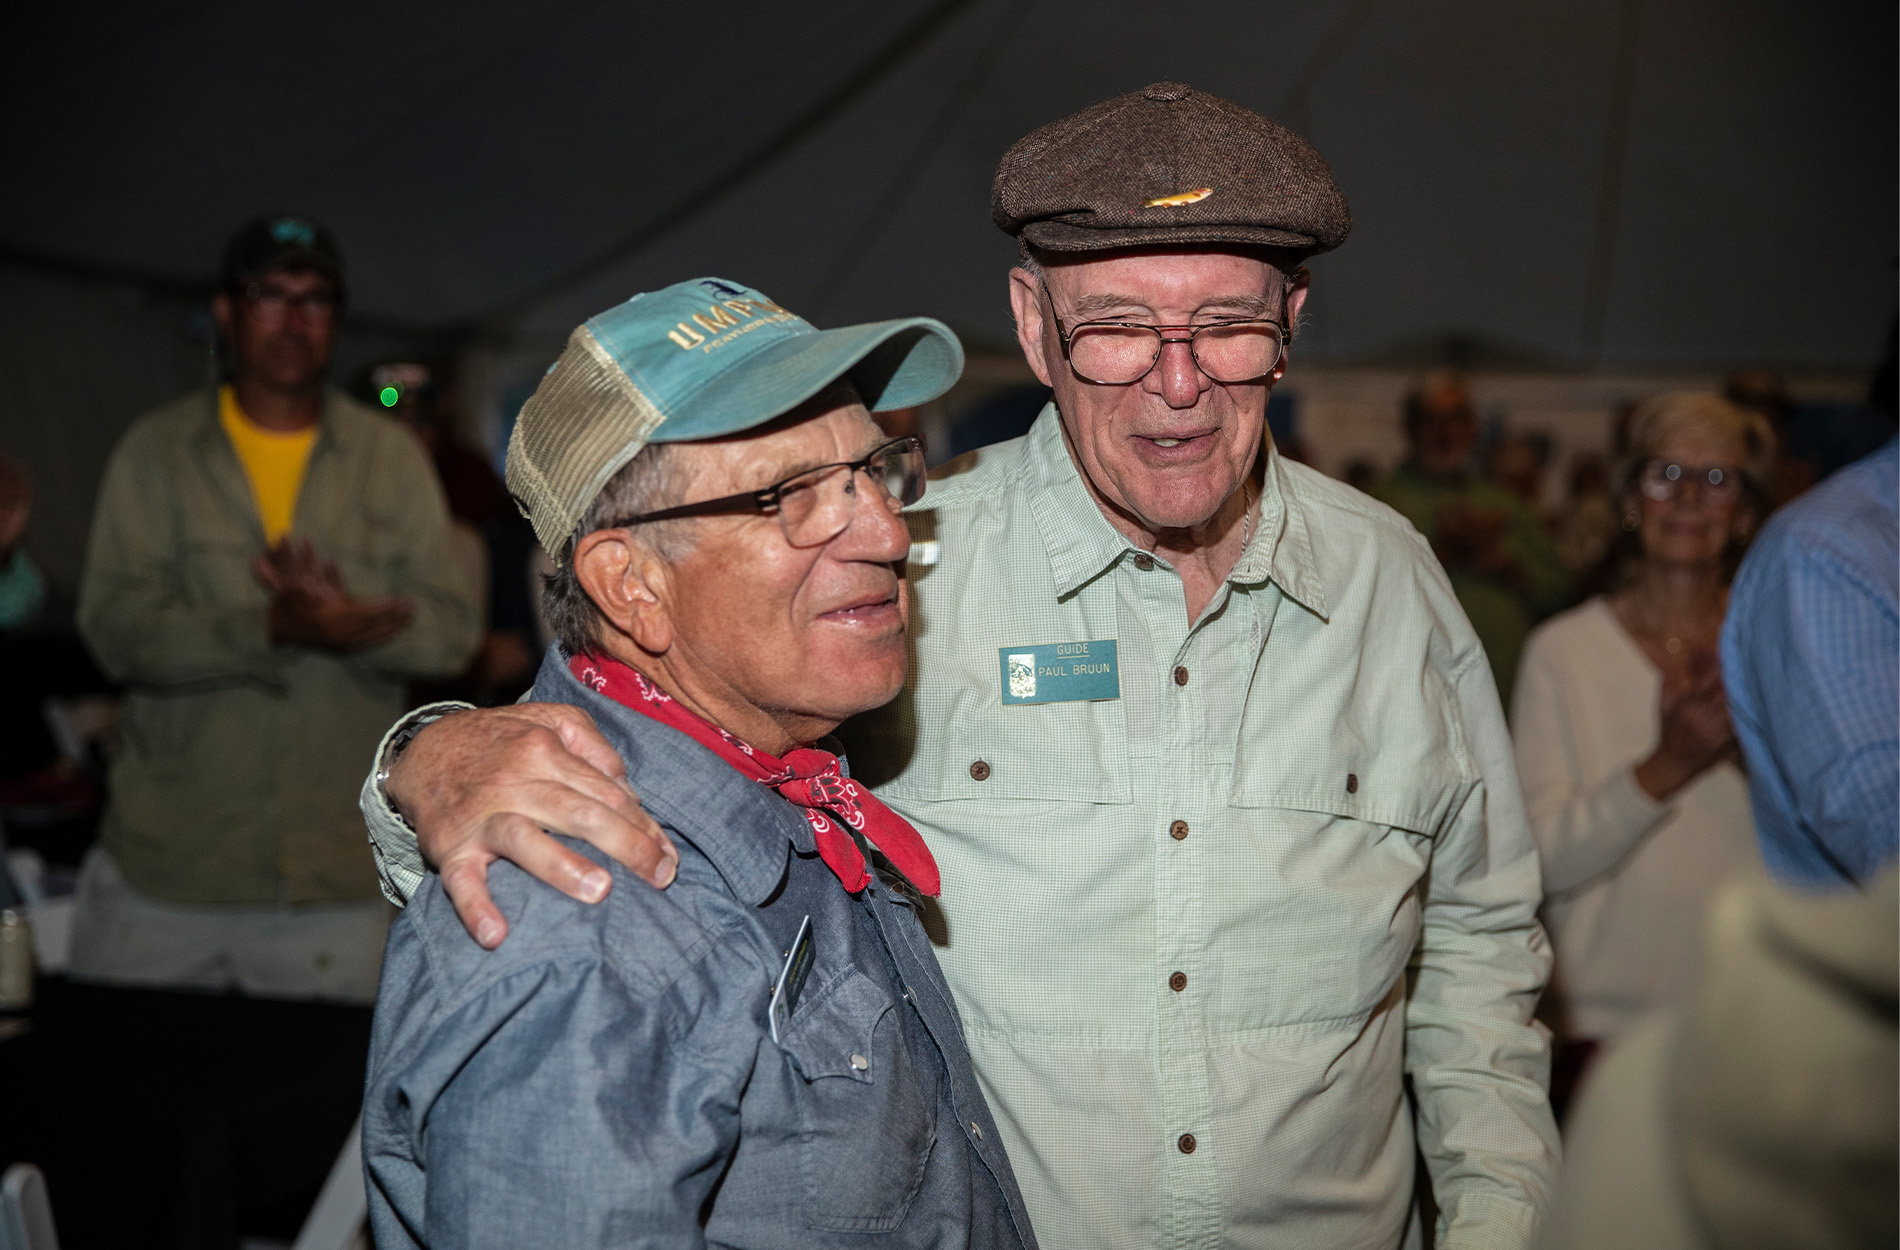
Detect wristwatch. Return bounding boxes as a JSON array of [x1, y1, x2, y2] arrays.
[[374, 707, 460, 823]]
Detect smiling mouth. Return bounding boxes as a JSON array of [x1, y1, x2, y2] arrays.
[[1138, 430, 1215, 450], [820, 591, 901, 623]]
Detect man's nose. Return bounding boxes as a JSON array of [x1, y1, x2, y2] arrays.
[[835, 474, 911, 563], [1147, 338, 1207, 409]]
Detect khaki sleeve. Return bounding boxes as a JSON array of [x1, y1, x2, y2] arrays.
[[77, 426, 284, 687], [350, 426, 484, 680]]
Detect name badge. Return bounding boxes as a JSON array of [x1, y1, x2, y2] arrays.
[[768, 914, 814, 1044], [998, 640, 1120, 705]]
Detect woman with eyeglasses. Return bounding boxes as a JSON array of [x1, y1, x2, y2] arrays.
[[1508, 391, 1776, 1117]]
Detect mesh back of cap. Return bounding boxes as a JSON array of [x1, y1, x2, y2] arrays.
[[506, 326, 667, 559]]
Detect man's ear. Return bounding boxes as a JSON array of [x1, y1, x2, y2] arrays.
[[1007, 268, 1056, 388], [212, 291, 234, 342], [574, 530, 673, 656], [1282, 267, 1311, 343]]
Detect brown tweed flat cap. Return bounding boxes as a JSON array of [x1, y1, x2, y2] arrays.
[[992, 81, 1351, 259]]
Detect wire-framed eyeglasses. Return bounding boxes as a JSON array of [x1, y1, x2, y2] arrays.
[[605, 436, 926, 548], [242, 282, 338, 318], [1638, 460, 1744, 502], [1041, 284, 1286, 385]]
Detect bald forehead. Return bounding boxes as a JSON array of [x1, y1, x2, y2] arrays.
[[1039, 248, 1287, 318]]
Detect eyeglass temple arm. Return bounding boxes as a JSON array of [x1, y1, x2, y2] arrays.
[[610, 487, 776, 528]]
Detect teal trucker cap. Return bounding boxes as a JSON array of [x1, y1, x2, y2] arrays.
[[506, 276, 963, 559]]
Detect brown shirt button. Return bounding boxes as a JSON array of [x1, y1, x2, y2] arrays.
[[1177, 1133, 1197, 1154], [1168, 971, 1187, 992], [1169, 819, 1189, 841], [1346, 773, 1359, 794], [969, 760, 991, 781], [1173, 665, 1189, 686], [1133, 553, 1155, 571]]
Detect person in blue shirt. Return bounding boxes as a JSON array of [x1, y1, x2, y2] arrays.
[[1720, 435, 1898, 887]]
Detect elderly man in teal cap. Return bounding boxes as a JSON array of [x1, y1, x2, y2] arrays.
[[361, 278, 1036, 1249]]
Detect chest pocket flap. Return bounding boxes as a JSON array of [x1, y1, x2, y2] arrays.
[[778, 967, 939, 1232], [1227, 656, 1475, 839]]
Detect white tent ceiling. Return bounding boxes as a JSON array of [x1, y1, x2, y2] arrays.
[[3, 0, 1894, 368]]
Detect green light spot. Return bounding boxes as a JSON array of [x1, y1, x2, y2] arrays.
[[379, 386, 400, 407]]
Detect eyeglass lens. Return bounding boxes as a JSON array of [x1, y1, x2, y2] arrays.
[[247, 285, 337, 317], [775, 440, 925, 546], [1640, 462, 1735, 500], [1069, 321, 1283, 385]]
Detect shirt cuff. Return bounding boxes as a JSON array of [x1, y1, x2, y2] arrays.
[[1607, 763, 1672, 826], [1439, 1192, 1544, 1250], [360, 700, 474, 906]]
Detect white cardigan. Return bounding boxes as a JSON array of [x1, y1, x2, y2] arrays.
[[1511, 597, 1762, 1042]]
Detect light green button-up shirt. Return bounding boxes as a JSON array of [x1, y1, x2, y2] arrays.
[[365, 404, 1557, 1250], [847, 407, 1556, 1250]]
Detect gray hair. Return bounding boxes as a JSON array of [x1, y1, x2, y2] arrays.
[[541, 442, 690, 657]]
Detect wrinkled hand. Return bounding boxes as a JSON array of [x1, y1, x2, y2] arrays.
[[255, 538, 412, 651], [386, 703, 677, 949], [1635, 653, 1736, 799]]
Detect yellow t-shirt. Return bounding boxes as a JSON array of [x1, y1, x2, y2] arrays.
[[219, 386, 318, 544]]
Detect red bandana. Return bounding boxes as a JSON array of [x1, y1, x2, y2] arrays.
[[570, 654, 940, 897]]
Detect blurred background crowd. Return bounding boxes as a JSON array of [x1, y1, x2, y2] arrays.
[[0, 1, 1893, 1247]]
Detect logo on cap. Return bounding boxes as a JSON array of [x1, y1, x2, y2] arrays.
[[1143, 188, 1215, 208], [666, 295, 799, 352], [269, 217, 317, 246]]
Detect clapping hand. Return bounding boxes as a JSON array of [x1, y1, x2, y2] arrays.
[[1635, 648, 1737, 799], [254, 537, 412, 651]]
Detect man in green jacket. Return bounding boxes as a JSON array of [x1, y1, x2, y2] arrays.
[[1369, 375, 1571, 708], [72, 215, 481, 1003]]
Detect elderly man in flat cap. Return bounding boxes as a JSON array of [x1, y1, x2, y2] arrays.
[[359, 85, 1558, 1249]]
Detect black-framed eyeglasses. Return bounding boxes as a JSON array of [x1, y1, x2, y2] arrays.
[[606, 436, 926, 548], [1639, 460, 1744, 502], [1040, 283, 1286, 385]]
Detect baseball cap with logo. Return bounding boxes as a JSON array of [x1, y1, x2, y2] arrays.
[[507, 277, 963, 559], [220, 213, 346, 295]]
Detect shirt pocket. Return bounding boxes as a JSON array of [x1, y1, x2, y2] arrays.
[[1217, 763, 1473, 1026], [878, 680, 1134, 805], [778, 968, 939, 1232], [326, 505, 412, 596]]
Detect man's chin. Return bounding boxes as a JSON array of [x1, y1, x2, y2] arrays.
[[808, 644, 907, 716], [1125, 486, 1236, 533]]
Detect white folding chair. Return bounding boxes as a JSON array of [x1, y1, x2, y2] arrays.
[[0, 1163, 59, 1250], [290, 1118, 368, 1250]]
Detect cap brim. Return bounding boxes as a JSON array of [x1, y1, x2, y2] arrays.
[[653, 317, 963, 444]]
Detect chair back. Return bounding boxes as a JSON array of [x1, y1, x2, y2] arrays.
[[0, 1163, 59, 1250]]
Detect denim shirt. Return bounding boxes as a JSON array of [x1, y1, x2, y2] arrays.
[[362, 654, 1037, 1250]]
